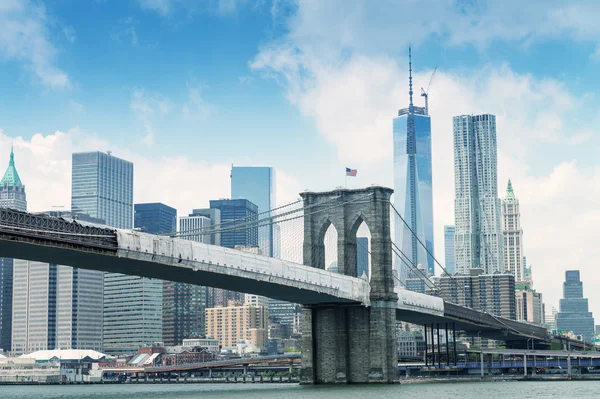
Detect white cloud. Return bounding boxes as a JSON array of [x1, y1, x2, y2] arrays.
[[137, 0, 174, 16], [181, 84, 214, 121], [130, 89, 172, 145], [0, 0, 69, 88], [111, 17, 138, 45], [62, 26, 76, 44], [251, 1, 600, 316]]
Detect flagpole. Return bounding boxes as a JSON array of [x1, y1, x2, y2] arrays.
[[345, 172, 347, 188]]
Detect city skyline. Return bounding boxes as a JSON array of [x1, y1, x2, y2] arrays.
[[1, 0, 600, 324]]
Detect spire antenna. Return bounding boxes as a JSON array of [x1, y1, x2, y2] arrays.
[[408, 46, 414, 108]]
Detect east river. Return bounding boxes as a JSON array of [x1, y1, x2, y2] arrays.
[[3, 381, 600, 399]]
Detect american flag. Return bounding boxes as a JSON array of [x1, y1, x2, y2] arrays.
[[346, 167, 357, 177]]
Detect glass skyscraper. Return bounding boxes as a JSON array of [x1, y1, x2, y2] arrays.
[[443, 225, 455, 275], [394, 51, 434, 280], [72, 151, 133, 229], [209, 199, 258, 249], [556, 270, 595, 340], [134, 203, 177, 235], [231, 166, 278, 257], [453, 114, 504, 274]]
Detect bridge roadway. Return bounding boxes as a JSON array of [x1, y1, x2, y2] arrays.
[[0, 208, 548, 342]]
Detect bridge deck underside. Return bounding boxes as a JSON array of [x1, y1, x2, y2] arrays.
[[0, 239, 359, 305]]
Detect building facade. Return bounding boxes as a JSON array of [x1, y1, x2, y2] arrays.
[[230, 166, 278, 257], [516, 289, 544, 325], [11, 261, 57, 354], [453, 114, 504, 275], [208, 199, 258, 307], [443, 225, 455, 275], [556, 270, 595, 340], [0, 147, 26, 352], [205, 303, 268, 350], [393, 53, 434, 280], [134, 203, 177, 235], [161, 214, 209, 347], [502, 180, 524, 281], [357, 237, 369, 278], [439, 269, 516, 320], [189, 208, 221, 245]]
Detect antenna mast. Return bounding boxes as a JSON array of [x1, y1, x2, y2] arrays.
[[408, 46, 414, 109]]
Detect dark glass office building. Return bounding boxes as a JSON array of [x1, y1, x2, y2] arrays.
[[209, 199, 258, 249], [134, 203, 177, 234], [357, 237, 369, 278], [556, 270, 595, 340]]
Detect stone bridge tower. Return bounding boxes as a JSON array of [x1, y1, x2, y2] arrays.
[[299, 186, 398, 384]]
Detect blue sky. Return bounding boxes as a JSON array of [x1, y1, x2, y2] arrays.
[[2, 0, 600, 316]]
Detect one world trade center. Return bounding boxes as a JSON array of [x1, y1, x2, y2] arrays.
[[393, 48, 434, 283]]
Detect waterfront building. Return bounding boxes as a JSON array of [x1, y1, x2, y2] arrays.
[[0, 147, 26, 352], [502, 180, 524, 281], [443, 226, 455, 275], [205, 302, 268, 349], [453, 114, 504, 274], [556, 270, 595, 340], [230, 166, 278, 257], [439, 268, 516, 320], [394, 49, 434, 280], [188, 208, 221, 245]]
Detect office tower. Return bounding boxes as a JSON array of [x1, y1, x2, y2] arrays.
[[439, 269, 516, 320], [443, 226, 455, 275], [161, 213, 208, 346], [556, 270, 595, 340], [208, 199, 258, 307], [502, 180, 524, 281], [72, 152, 158, 355], [134, 203, 177, 346], [0, 147, 26, 352], [134, 203, 177, 235], [393, 49, 434, 280], [545, 306, 558, 332], [516, 289, 544, 325], [189, 208, 221, 245], [205, 302, 268, 349], [357, 237, 369, 278], [72, 151, 133, 229], [231, 166, 278, 257], [11, 261, 57, 354], [453, 114, 504, 274]]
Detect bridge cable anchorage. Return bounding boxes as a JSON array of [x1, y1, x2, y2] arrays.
[[0, 223, 115, 238], [173, 193, 374, 239], [162, 197, 304, 237], [391, 242, 453, 302], [389, 201, 455, 279]]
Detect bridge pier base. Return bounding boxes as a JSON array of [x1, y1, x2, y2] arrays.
[[300, 301, 397, 384]]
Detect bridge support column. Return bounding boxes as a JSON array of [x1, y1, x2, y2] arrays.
[[300, 302, 397, 384], [299, 187, 398, 384], [523, 354, 527, 376]]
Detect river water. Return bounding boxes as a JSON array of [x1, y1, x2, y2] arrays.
[[3, 381, 600, 399]]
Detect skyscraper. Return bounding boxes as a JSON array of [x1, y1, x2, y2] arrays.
[[453, 114, 504, 274], [393, 49, 434, 280], [11, 261, 57, 354], [356, 237, 369, 278], [556, 270, 595, 340], [134, 203, 177, 235], [231, 166, 278, 257], [72, 152, 160, 354], [0, 146, 26, 352], [502, 180, 524, 281], [209, 199, 258, 307], [161, 213, 209, 346], [443, 225, 455, 275]]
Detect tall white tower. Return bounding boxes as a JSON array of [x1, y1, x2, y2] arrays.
[[453, 114, 504, 274], [502, 179, 524, 281]]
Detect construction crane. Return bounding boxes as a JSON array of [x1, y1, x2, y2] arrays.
[[421, 66, 438, 115]]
